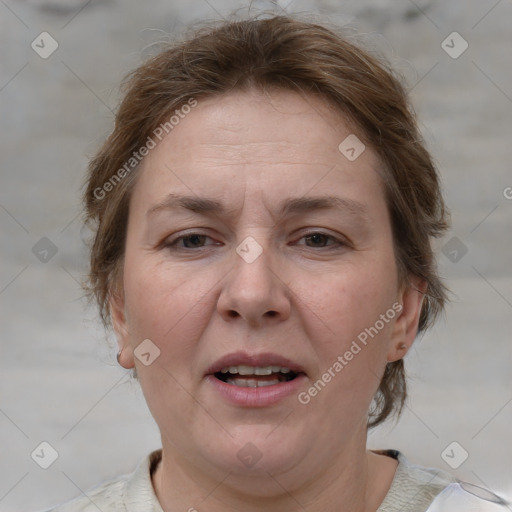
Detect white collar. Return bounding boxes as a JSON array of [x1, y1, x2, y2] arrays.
[[426, 482, 509, 511]]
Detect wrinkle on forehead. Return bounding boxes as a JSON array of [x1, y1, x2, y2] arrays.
[[132, 87, 385, 235]]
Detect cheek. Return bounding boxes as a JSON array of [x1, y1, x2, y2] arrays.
[[122, 256, 216, 358], [122, 260, 212, 422], [307, 260, 397, 346], [297, 268, 398, 418]]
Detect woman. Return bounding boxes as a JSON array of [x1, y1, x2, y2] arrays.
[[42, 14, 508, 512]]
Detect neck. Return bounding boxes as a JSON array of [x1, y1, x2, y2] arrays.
[[152, 436, 397, 512]]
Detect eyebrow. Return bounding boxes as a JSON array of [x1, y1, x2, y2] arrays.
[[146, 193, 368, 219]]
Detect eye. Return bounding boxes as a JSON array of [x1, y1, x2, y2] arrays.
[[297, 231, 347, 249], [163, 231, 347, 252], [165, 233, 217, 250]]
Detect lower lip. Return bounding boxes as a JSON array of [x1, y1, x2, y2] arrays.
[[205, 374, 307, 407]]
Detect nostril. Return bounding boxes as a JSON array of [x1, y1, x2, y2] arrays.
[[225, 310, 277, 320]]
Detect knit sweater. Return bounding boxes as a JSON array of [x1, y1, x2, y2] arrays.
[[39, 449, 507, 512]]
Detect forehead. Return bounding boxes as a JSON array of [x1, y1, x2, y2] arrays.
[[155, 88, 360, 160], [132, 88, 385, 216]]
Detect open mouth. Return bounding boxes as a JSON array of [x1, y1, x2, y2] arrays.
[[214, 365, 299, 388]]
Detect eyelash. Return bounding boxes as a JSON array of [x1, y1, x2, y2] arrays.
[[164, 231, 347, 251]]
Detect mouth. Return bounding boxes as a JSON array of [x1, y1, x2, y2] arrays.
[[206, 351, 306, 388], [205, 352, 307, 407], [214, 365, 300, 387]]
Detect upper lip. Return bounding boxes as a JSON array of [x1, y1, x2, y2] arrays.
[[205, 351, 306, 376]]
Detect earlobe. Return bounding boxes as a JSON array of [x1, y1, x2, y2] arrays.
[[387, 277, 427, 362], [116, 345, 135, 369], [109, 289, 135, 369]]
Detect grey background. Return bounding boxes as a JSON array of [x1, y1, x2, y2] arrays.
[[1, 0, 511, 511]]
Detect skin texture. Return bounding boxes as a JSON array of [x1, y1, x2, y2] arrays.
[[111, 88, 426, 512]]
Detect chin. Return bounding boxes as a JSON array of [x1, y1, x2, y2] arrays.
[[199, 424, 309, 481]]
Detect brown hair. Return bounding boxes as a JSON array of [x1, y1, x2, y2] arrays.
[[83, 14, 449, 428]]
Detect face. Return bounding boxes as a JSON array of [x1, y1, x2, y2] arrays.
[[111, 88, 424, 490]]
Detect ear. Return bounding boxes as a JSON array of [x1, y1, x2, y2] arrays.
[[387, 276, 428, 363], [109, 287, 135, 369]]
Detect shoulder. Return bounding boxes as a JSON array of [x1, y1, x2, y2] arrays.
[[376, 450, 509, 512], [37, 450, 163, 512], [376, 449, 456, 511], [427, 482, 510, 512], [41, 476, 127, 512]]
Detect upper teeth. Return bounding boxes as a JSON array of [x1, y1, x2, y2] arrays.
[[220, 365, 291, 375]]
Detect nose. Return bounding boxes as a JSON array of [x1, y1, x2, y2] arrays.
[[217, 241, 291, 328]]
